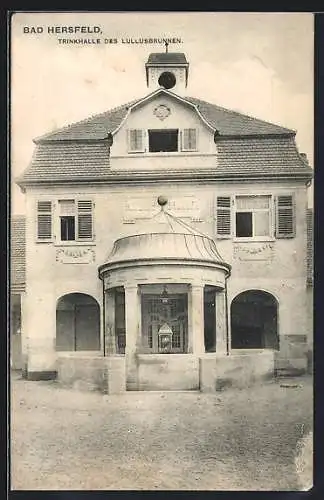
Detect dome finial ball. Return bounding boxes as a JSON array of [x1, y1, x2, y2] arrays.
[[157, 195, 168, 207]]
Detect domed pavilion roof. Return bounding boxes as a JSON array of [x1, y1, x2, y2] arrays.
[[99, 197, 231, 276]]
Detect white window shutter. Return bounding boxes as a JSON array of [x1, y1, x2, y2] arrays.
[[216, 196, 232, 238], [77, 200, 93, 240], [275, 195, 296, 238], [128, 129, 144, 152], [182, 128, 197, 151], [37, 201, 52, 240]]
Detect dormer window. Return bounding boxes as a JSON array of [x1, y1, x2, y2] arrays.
[[127, 128, 198, 154], [148, 129, 178, 152]]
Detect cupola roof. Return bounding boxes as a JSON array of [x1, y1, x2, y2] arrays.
[[98, 197, 231, 277]]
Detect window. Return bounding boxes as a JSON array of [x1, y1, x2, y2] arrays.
[[235, 196, 271, 238], [58, 199, 93, 242], [236, 212, 252, 237], [61, 216, 75, 241], [216, 194, 296, 240], [148, 129, 178, 152], [37, 201, 52, 240], [59, 200, 76, 241], [128, 128, 198, 154], [181, 128, 197, 151]]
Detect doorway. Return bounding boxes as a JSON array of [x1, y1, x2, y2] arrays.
[[56, 293, 100, 351], [231, 290, 278, 349], [141, 294, 188, 353]]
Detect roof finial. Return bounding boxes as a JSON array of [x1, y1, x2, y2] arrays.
[[165, 41, 169, 53], [157, 195, 168, 210]]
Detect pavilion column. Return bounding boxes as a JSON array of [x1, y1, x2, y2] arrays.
[[125, 284, 140, 389], [104, 289, 116, 355], [215, 289, 227, 355], [189, 283, 205, 355]]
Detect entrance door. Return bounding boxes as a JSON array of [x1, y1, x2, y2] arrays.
[[141, 294, 188, 353], [75, 305, 100, 351]]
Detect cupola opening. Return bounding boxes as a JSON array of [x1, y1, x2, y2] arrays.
[[158, 71, 176, 89]]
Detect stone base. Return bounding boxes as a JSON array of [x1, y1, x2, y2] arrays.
[[23, 349, 309, 392], [274, 335, 309, 377], [274, 354, 308, 377], [56, 354, 126, 394], [136, 353, 199, 391], [106, 357, 126, 394], [27, 370, 57, 381], [26, 351, 57, 376], [199, 350, 275, 392]]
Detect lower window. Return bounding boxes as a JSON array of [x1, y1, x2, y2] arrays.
[[235, 195, 271, 238]]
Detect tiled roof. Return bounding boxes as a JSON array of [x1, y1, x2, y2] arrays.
[[21, 142, 110, 181], [16, 91, 313, 185], [186, 97, 294, 136], [216, 136, 309, 174], [34, 100, 138, 142], [306, 208, 313, 287], [34, 91, 294, 143], [17, 136, 313, 184], [146, 53, 188, 65], [11, 216, 26, 292]]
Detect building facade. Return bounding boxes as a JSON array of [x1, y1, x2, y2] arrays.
[[15, 51, 313, 392]]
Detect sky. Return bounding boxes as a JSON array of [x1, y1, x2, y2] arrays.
[[11, 12, 314, 214]]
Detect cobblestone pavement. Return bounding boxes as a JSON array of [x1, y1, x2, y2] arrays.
[[10, 373, 313, 491]]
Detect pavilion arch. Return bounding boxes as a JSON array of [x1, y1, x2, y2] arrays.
[[56, 293, 100, 351], [230, 290, 279, 350]]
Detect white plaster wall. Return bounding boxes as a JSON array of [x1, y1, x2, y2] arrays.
[[147, 67, 187, 93], [23, 176, 310, 369], [110, 94, 216, 172]]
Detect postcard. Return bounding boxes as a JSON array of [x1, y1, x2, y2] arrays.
[[10, 11, 313, 491]]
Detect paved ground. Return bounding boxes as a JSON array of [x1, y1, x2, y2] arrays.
[[10, 373, 313, 491]]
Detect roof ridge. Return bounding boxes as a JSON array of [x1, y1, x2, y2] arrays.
[[186, 96, 295, 134]]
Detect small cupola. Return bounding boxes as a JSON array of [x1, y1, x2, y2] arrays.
[[145, 44, 189, 93]]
